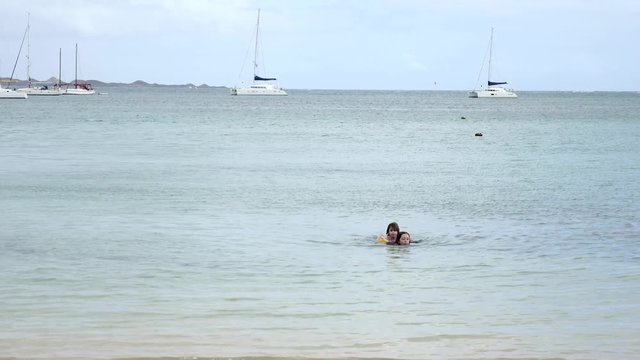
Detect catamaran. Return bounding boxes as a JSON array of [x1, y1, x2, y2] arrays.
[[231, 9, 287, 96], [469, 28, 517, 98]]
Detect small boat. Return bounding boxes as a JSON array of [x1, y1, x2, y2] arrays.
[[64, 43, 95, 95], [469, 28, 517, 98], [231, 9, 287, 96]]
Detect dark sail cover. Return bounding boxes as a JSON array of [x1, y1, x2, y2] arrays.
[[488, 81, 507, 86], [255, 75, 277, 81]]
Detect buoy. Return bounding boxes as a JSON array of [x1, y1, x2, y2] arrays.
[[475, 132, 483, 137]]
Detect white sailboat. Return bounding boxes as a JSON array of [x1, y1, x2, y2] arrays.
[[469, 28, 517, 98], [1, 22, 28, 99], [0, 83, 27, 99], [64, 43, 95, 95], [0, 85, 27, 99], [16, 14, 63, 96], [231, 9, 287, 96], [53, 48, 66, 93]]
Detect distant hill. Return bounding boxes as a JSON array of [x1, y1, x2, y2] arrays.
[[0, 77, 226, 89]]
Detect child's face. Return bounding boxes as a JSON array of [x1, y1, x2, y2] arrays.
[[397, 233, 410, 245], [388, 229, 398, 240]]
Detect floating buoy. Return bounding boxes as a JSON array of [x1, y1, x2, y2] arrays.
[[475, 132, 483, 137]]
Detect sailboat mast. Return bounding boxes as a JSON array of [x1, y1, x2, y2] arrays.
[[9, 23, 29, 83], [253, 9, 261, 80], [74, 43, 78, 88], [487, 27, 493, 84], [58, 48, 61, 88], [26, 12, 31, 88]]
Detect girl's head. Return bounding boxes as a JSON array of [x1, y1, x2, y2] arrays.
[[386, 222, 400, 241], [396, 231, 411, 245]]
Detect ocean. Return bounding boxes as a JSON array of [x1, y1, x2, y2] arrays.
[[1, 88, 639, 360]]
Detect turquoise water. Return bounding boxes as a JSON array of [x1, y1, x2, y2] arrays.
[[1, 89, 639, 360]]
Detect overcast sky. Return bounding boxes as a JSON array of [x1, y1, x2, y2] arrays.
[[1, 0, 638, 91]]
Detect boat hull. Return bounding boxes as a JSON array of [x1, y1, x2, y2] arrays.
[[231, 85, 287, 96], [0, 88, 28, 99], [16, 88, 63, 96], [469, 87, 517, 98], [64, 88, 96, 95]]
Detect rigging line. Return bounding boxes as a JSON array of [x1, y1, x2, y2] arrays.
[[9, 24, 29, 83], [473, 34, 491, 90], [253, 8, 260, 78], [257, 28, 266, 77], [236, 29, 254, 84], [254, 9, 269, 78], [256, 26, 274, 79], [236, 13, 259, 85]]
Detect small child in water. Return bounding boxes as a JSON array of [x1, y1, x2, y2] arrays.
[[377, 222, 399, 244], [395, 231, 411, 246]]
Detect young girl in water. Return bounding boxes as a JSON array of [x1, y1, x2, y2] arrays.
[[395, 231, 411, 246], [377, 222, 399, 244]]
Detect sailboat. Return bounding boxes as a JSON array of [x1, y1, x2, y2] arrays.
[[1, 23, 28, 99], [469, 28, 517, 98], [231, 9, 287, 96], [16, 13, 63, 96], [0, 84, 27, 99], [64, 43, 95, 95], [53, 48, 66, 93], [1, 44, 27, 98]]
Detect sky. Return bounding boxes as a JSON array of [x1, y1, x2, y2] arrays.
[[1, 0, 639, 91]]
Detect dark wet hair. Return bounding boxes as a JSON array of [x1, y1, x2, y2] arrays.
[[396, 231, 411, 245], [386, 222, 399, 235]]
